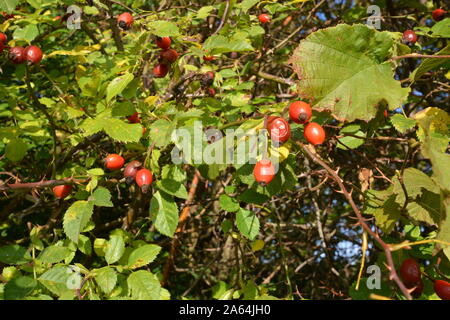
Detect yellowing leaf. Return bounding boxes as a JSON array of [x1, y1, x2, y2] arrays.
[[46, 45, 101, 57]]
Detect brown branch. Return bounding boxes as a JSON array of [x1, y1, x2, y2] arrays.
[[390, 54, 450, 61], [297, 141, 413, 300], [162, 170, 201, 287], [100, 0, 124, 52], [0, 178, 85, 192], [257, 71, 295, 86]]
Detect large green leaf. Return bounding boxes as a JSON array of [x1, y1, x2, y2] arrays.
[[149, 191, 179, 237], [148, 21, 180, 37], [0, 0, 19, 13], [127, 270, 161, 300], [106, 73, 134, 103], [0, 245, 31, 265], [4, 276, 37, 300], [89, 187, 113, 207], [38, 246, 72, 264], [105, 235, 125, 265], [127, 244, 161, 269], [94, 267, 117, 295], [63, 201, 94, 243], [364, 188, 401, 234], [236, 208, 260, 240], [289, 24, 409, 121]]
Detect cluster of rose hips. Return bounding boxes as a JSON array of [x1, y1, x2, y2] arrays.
[[116, 12, 179, 79], [53, 154, 153, 199], [400, 258, 450, 300], [253, 101, 326, 186], [401, 8, 447, 45], [0, 32, 43, 65]]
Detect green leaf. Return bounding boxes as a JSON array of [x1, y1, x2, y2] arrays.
[[392, 168, 439, 204], [421, 137, 450, 191], [5, 139, 28, 162], [148, 21, 180, 37], [105, 235, 125, 265], [161, 164, 186, 183], [4, 276, 37, 300], [239, 0, 259, 13], [235, 208, 260, 240], [390, 113, 416, 133], [238, 189, 270, 205], [411, 45, 450, 82], [336, 124, 365, 150], [38, 246, 72, 264], [0, 245, 30, 265], [149, 119, 175, 147], [406, 191, 441, 225], [127, 244, 161, 269], [77, 234, 92, 255], [364, 188, 401, 234], [103, 118, 142, 143], [219, 194, 240, 212], [106, 73, 134, 103], [127, 270, 161, 300], [38, 266, 75, 297], [149, 191, 179, 238], [0, 0, 19, 13], [156, 179, 188, 199], [89, 187, 113, 207], [431, 19, 450, 38], [94, 267, 117, 295], [63, 201, 94, 243], [12, 24, 39, 42], [289, 24, 409, 121]]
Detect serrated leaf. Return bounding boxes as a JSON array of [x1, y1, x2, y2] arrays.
[[106, 73, 134, 103], [289, 24, 409, 121], [95, 267, 117, 295], [392, 168, 439, 204], [12, 24, 39, 42], [0, 0, 19, 13], [364, 188, 401, 234], [103, 118, 142, 143], [149, 191, 179, 238], [38, 246, 71, 264], [236, 208, 260, 240], [4, 276, 37, 300], [0, 245, 30, 265], [63, 201, 94, 243], [149, 119, 175, 147], [336, 124, 365, 150], [219, 194, 240, 212], [390, 114, 416, 133], [127, 245, 161, 269], [127, 270, 161, 300], [406, 190, 441, 225], [89, 187, 113, 207], [38, 266, 75, 297], [77, 234, 92, 255], [148, 21, 180, 37], [238, 189, 270, 205], [105, 235, 125, 265], [156, 179, 188, 199], [5, 139, 28, 162]]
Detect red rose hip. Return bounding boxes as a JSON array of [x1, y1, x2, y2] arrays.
[[53, 184, 73, 199], [267, 116, 291, 145], [432, 9, 446, 22], [160, 48, 179, 64], [400, 258, 421, 284], [153, 63, 169, 78], [304, 122, 326, 145], [24, 46, 43, 64], [105, 154, 125, 170], [117, 12, 133, 29], [289, 101, 312, 124], [402, 30, 417, 44], [258, 14, 270, 24], [156, 36, 171, 49], [253, 159, 275, 186], [434, 280, 450, 300], [9, 46, 25, 64], [135, 168, 153, 192]]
